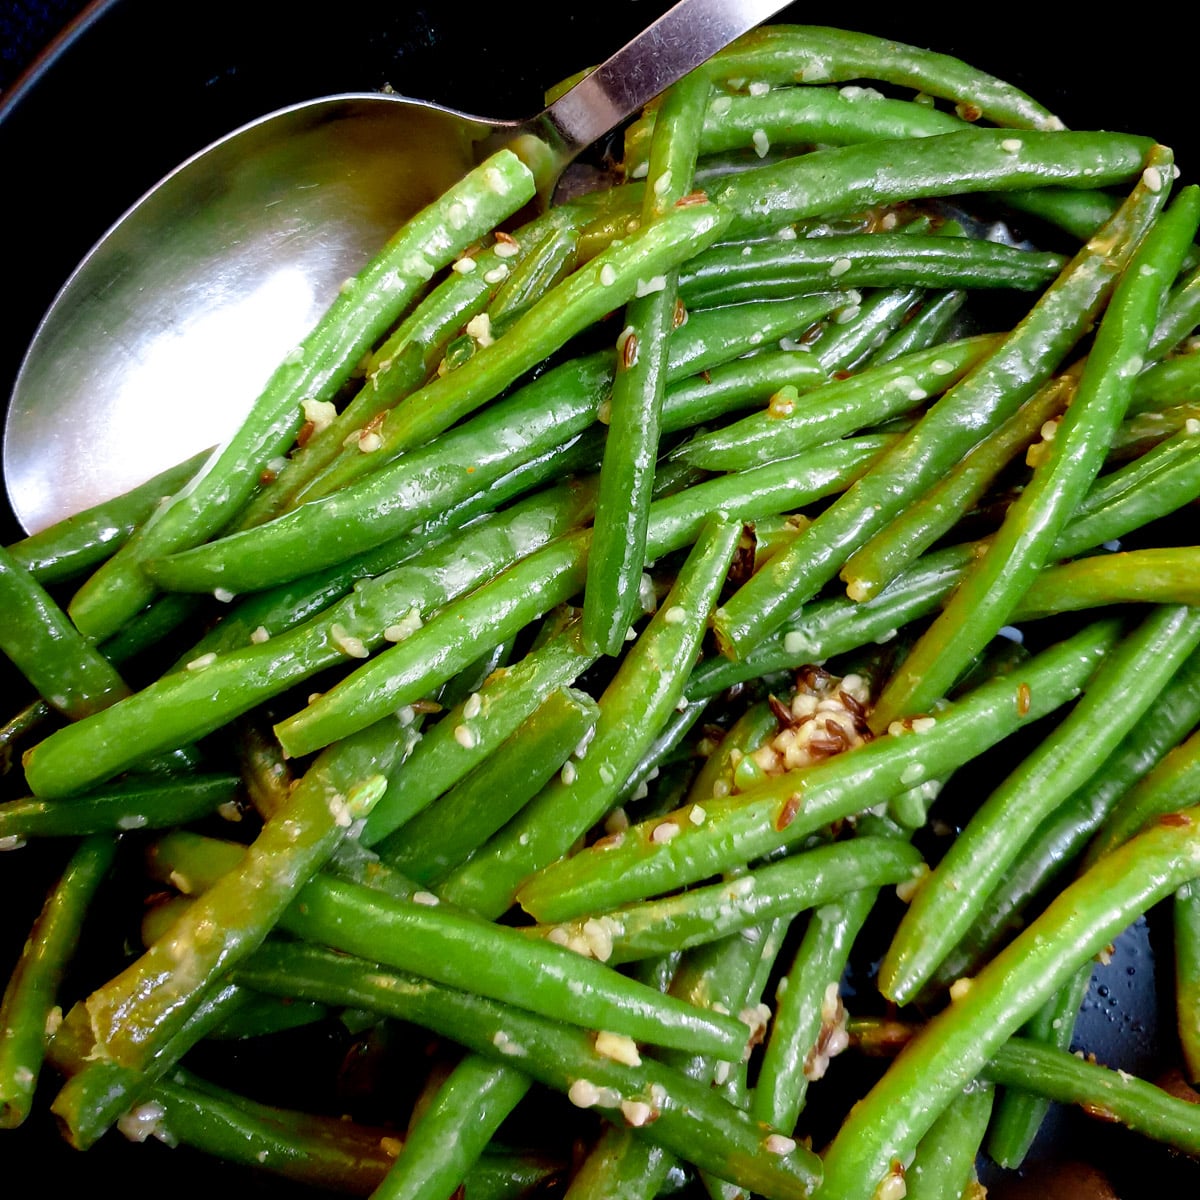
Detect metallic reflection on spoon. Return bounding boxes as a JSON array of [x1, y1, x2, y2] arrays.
[[4, 97, 482, 532]]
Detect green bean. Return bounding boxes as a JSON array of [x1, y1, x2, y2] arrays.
[[23, 480, 593, 799], [903, 1083, 994, 1200], [710, 142, 1168, 661], [880, 604, 1200, 1005], [151, 829, 750, 1058], [250, 203, 594, 523], [112, 1066, 405, 1192], [672, 335, 998, 472], [810, 286, 925, 373], [871, 177, 1197, 727], [841, 365, 1077, 601], [930, 644, 1200, 988], [678, 234, 1064, 306], [236, 941, 821, 1200], [713, 129, 1153, 240], [49, 979, 248, 1149], [66, 714, 394, 1070], [1150, 258, 1200, 354], [1175, 879, 1200, 1082], [372, 1055, 531, 1200], [146, 356, 613, 594], [437, 518, 742, 919], [6, 447, 210, 586], [984, 1033, 1200, 1160], [381, 686, 601, 883], [1087, 720, 1200, 863], [813, 807, 1200, 1198], [0, 772, 239, 839], [1128, 347, 1200, 414], [751, 887, 877, 1132], [562, 1122, 679, 1200], [518, 619, 1119, 922], [583, 68, 708, 657], [528, 838, 922, 965], [273, 437, 886, 761], [363, 624, 599, 847], [684, 700, 778, 803], [65, 150, 538, 642], [0, 545, 130, 721], [292, 199, 731, 505], [0, 834, 117, 1127], [867, 290, 967, 365], [623, 83, 963, 171], [702, 25, 1064, 130]]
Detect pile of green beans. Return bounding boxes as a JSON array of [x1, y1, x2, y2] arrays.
[[5, 21, 1200, 1200]]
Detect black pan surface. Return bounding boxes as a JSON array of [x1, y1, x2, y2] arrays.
[[1, 4, 1197, 1196]]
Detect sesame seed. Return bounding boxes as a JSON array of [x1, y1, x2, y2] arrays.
[[186, 653, 217, 671], [663, 605, 686, 625], [358, 431, 384, 453], [452, 256, 477, 274], [462, 692, 483, 720], [710, 94, 733, 115], [829, 256, 852, 277], [600, 264, 617, 286], [595, 1031, 641, 1066], [651, 821, 680, 844], [1000, 137, 1023, 152], [752, 129, 770, 158], [620, 1099, 653, 1126], [764, 1133, 796, 1155], [1143, 165, 1164, 193], [653, 169, 673, 197], [213, 587, 235, 603], [412, 891, 439, 906], [483, 264, 509, 284], [635, 274, 667, 296], [330, 623, 369, 658], [453, 725, 477, 749]]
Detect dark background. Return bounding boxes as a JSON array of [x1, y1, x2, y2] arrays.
[[2, 3, 1198, 1198]]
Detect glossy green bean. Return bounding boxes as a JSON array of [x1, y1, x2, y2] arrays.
[[710, 144, 1168, 661], [518, 620, 1119, 922], [380, 686, 601, 883], [23, 480, 593, 799], [529, 839, 921, 965], [871, 177, 1196, 728], [880, 604, 1200, 1005], [438, 518, 742, 919], [678, 234, 1064, 306], [6, 447, 210, 586], [235, 941, 821, 1200], [584, 68, 708, 657], [66, 715, 394, 1069], [0, 772, 239, 838], [813, 807, 1200, 1198], [0, 834, 117, 1127], [65, 150, 537, 642]]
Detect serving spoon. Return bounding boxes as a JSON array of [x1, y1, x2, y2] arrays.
[[3, 0, 788, 533]]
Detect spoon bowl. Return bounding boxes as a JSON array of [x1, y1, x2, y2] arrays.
[[3, 0, 786, 533]]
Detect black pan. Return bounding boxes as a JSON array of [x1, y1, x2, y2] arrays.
[[1, 3, 1197, 1196]]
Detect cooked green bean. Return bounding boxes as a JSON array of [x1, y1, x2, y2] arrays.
[[871, 177, 1197, 727], [814, 807, 1200, 1198], [0, 834, 117, 1127]]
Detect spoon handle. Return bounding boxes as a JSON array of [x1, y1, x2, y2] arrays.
[[539, 0, 791, 162]]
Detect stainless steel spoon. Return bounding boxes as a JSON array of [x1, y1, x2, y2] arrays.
[[4, 0, 787, 533]]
